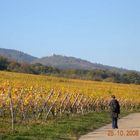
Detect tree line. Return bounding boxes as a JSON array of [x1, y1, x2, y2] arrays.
[[0, 56, 140, 84]]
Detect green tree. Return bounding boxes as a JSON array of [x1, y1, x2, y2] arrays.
[[0, 56, 9, 70]]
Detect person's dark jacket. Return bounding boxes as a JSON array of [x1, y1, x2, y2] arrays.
[[109, 99, 120, 118]]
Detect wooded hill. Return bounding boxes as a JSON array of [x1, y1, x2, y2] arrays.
[[0, 48, 129, 73]]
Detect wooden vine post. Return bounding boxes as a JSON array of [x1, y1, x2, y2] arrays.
[[8, 87, 15, 131]]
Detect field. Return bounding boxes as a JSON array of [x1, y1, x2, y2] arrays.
[[0, 71, 140, 139]]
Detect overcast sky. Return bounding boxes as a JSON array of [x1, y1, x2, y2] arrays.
[[0, 0, 140, 71]]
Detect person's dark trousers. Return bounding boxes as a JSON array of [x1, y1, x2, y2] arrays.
[[112, 117, 118, 129]]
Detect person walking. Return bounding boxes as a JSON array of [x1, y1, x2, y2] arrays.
[[109, 95, 120, 129]]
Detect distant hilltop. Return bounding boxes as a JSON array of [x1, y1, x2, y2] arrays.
[[0, 48, 37, 63], [0, 48, 133, 73]]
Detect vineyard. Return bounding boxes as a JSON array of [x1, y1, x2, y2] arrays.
[[0, 71, 140, 130]]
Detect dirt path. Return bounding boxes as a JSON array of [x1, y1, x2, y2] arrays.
[[79, 113, 140, 140]]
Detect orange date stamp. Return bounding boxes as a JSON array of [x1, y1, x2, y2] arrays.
[[107, 129, 139, 137]]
